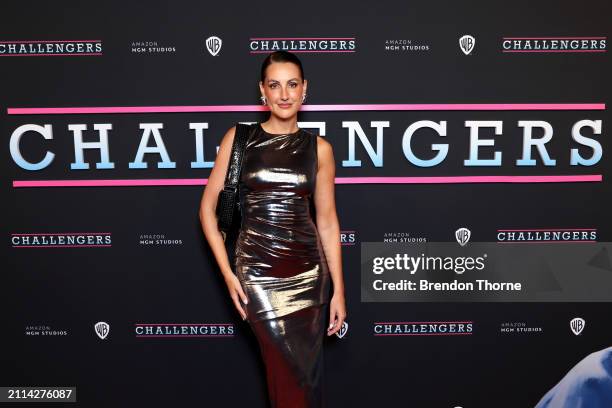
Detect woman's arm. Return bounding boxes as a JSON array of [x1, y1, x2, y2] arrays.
[[198, 125, 249, 319], [313, 135, 347, 335], [199, 126, 236, 279]]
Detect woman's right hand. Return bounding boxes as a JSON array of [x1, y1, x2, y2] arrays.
[[224, 273, 249, 321]]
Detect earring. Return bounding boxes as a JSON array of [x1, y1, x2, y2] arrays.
[[302, 93, 307, 103], [260, 95, 267, 105]]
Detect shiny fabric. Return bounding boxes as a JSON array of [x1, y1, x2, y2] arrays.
[[235, 122, 331, 408]]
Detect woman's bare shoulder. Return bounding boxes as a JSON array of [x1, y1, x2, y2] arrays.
[[316, 135, 334, 155], [221, 125, 237, 145], [315, 135, 335, 172]]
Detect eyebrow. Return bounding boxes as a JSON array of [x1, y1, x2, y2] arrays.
[[267, 78, 300, 83]]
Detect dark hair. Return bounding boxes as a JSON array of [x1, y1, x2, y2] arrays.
[[260, 51, 305, 83]]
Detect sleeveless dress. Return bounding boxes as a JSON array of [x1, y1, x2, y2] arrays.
[[235, 122, 331, 408]]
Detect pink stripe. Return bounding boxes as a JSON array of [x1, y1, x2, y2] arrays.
[[135, 335, 234, 337], [375, 321, 473, 324], [8, 106, 265, 114], [502, 37, 607, 40], [497, 228, 596, 231], [12, 232, 111, 235], [12, 175, 603, 188], [249, 37, 355, 40], [250, 50, 355, 53], [497, 240, 597, 244], [374, 333, 473, 336], [301, 103, 606, 111], [13, 245, 111, 248], [335, 175, 602, 184], [6, 102, 605, 115], [134, 323, 233, 326], [503, 50, 606, 53], [0, 53, 103, 57], [0, 40, 102, 43], [13, 179, 207, 187]]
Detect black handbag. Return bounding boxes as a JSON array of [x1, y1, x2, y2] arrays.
[[215, 123, 255, 248]]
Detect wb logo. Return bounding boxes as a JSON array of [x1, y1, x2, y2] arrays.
[[335, 321, 349, 339], [206, 36, 222, 56], [95, 321, 110, 340], [570, 317, 585, 335], [459, 35, 475, 55], [455, 228, 471, 247]]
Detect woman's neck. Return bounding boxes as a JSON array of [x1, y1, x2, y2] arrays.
[[261, 118, 299, 135]]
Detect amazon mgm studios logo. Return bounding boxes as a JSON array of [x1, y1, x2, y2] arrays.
[[499, 322, 543, 335], [383, 39, 431, 52], [25, 325, 68, 337], [130, 40, 176, 54], [138, 233, 183, 246], [382, 231, 426, 243]]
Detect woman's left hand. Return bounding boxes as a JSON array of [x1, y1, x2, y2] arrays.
[[327, 292, 347, 336]]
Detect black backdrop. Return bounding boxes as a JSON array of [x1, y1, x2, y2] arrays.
[[2, 1, 610, 406]]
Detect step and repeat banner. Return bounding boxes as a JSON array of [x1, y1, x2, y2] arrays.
[[3, 1, 611, 407]]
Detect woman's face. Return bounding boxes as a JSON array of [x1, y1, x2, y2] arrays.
[[259, 62, 307, 119]]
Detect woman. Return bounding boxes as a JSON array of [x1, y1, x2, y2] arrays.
[[199, 50, 347, 407]]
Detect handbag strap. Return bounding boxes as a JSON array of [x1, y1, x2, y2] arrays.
[[222, 123, 255, 192]]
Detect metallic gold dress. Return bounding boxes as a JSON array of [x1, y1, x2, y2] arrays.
[[235, 123, 331, 407]]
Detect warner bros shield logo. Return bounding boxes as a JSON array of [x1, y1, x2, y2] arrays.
[[570, 318, 585, 335], [335, 321, 349, 339], [95, 321, 110, 339], [206, 36, 222, 56], [459, 35, 475, 55], [455, 228, 471, 247]]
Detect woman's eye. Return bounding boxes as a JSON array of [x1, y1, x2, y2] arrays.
[[289, 83, 297, 88]]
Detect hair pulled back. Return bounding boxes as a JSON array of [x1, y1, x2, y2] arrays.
[[260, 50, 305, 83]]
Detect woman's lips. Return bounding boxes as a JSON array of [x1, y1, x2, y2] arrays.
[[278, 103, 292, 109]]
